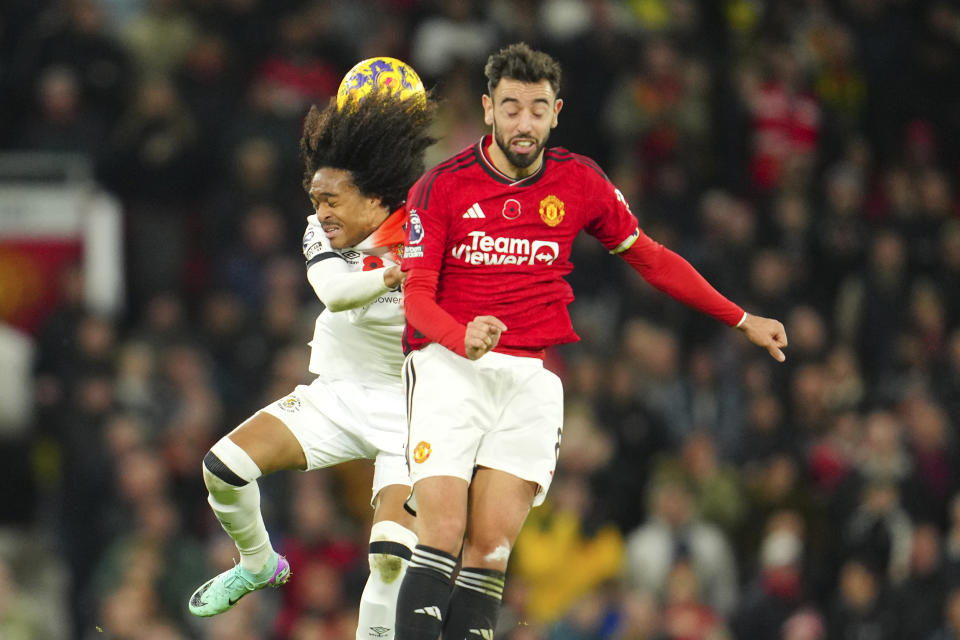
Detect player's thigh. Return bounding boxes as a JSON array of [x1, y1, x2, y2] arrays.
[[258, 381, 378, 473], [474, 364, 564, 507], [403, 345, 487, 484], [461, 467, 538, 569], [227, 411, 306, 475]]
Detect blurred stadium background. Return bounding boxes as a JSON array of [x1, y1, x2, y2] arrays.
[[2, 1, 960, 639]]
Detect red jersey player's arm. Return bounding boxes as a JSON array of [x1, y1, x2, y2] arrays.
[[403, 268, 469, 357], [618, 232, 746, 327]]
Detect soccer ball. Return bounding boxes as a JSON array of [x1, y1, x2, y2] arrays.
[[336, 56, 425, 109]]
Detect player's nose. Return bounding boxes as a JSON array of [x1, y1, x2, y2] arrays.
[[514, 110, 536, 134]]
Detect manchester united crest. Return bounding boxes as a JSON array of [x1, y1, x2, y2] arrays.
[[412, 441, 432, 464], [539, 195, 565, 227]]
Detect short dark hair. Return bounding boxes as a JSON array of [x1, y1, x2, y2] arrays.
[[299, 91, 437, 211], [484, 42, 562, 97]]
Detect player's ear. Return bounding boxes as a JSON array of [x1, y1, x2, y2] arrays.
[[482, 94, 494, 126], [366, 194, 386, 215], [551, 98, 563, 128]]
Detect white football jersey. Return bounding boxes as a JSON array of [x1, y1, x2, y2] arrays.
[[302, 213, 405, 385]]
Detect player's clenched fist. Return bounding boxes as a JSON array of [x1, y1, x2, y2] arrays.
[[383, 266, 405, 289], [464, 315, 508, 360]]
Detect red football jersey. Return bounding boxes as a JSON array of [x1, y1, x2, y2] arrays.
[[401, 135, 640, 351]]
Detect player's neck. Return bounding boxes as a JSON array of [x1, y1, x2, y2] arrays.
[[486, 137, 543, 180]]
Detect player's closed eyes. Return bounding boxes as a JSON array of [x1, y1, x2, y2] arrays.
[[504, 108, 547, 119]]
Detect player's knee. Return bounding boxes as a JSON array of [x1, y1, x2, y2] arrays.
[[483, 542, 512, 564], [370, 551, 405, 583], [465, 538, 513, 568], [367, 520, 416, 584], [202, 455, 241, 493], [202, 437, 263, 491], [429, 517, 467, 551]]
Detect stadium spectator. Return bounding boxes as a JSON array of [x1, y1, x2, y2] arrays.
[[624, 477, 739, 618], [511, 474, 625, 625]]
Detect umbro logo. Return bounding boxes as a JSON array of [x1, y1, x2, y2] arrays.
[[368, 626, 391, 638], [469, 628, 494, 640], [414, 606, 443, 620], [462, 203, 486, 219]]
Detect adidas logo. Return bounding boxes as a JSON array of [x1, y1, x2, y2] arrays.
[[462, 203, 486, 219], [414, 606, 443, 621], [469, 629, 494, 640]]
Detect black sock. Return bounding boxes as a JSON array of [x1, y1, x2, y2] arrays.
[[395, 545, 457, 640], [442, 567, 505, 640]]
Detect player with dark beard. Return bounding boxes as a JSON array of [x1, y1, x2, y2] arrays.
[[393, 42, 787, 640]]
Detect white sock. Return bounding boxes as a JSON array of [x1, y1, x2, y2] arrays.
[[356, 520, 418, 640], [204, 437, 273, 574]]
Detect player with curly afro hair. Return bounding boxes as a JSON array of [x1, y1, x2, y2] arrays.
[[300, 90, 437, 212], [189, 80, 438, 640]]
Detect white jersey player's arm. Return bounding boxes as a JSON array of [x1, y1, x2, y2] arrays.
[[306, 259, 394, 312], [302, 213, 395, 311]]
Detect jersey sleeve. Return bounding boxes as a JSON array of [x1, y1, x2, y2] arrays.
[[401, 175, 450, 272], [581, 169, 743, 326], [301, 215, 392, 311], [307, 260, 392, 312], [403, 268, 468, 357], [620, 230, 745, 327], [582, 172, 642, 255]]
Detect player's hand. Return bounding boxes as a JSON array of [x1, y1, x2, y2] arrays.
[[384, 266, 405, 289], [465, 315, 507, 360], [737, 313, 788, 362]]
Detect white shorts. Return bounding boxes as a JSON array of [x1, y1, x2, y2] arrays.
[[403, 343, 564, 507], [259, 376, 409, 504]]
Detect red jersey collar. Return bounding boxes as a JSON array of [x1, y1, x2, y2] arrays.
[[475, 135, 547, 186]]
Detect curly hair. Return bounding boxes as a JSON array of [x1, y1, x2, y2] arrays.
[[299, 91, 437, 211], [484, 42, 562, 98]]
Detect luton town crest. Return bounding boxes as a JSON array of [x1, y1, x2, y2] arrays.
[[539, 195, 565, 227], [276, 396, 301, 412]]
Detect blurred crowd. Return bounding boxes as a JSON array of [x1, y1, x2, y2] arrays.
[[2, 0, 960, 639]]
